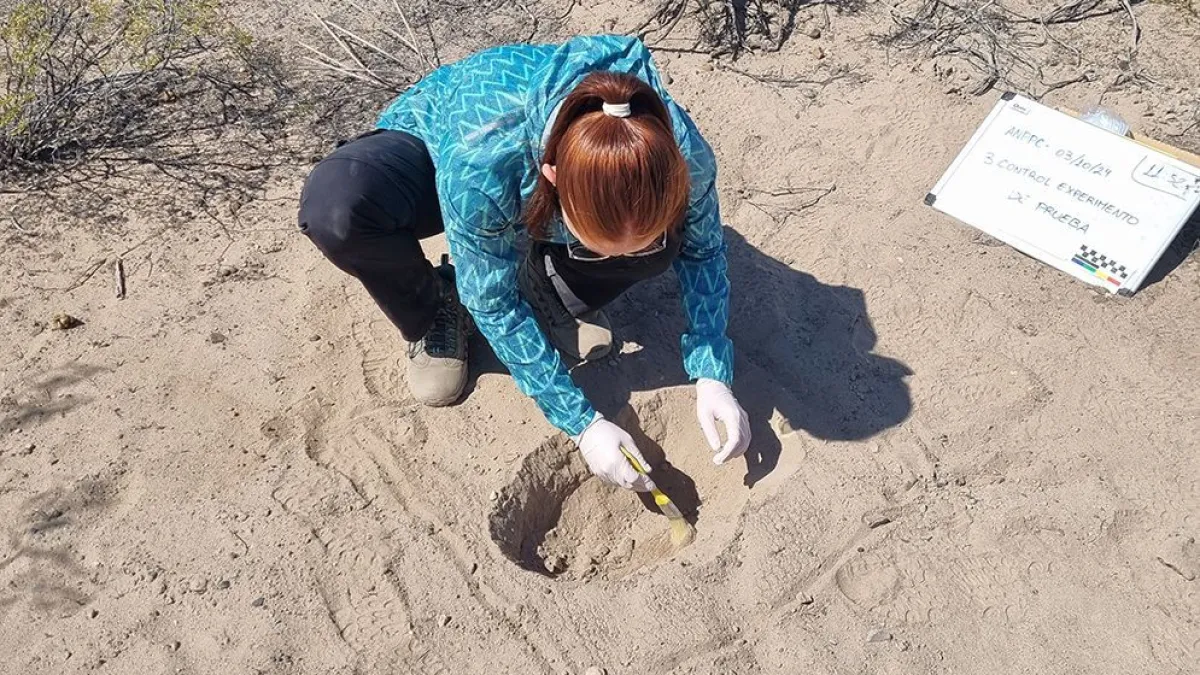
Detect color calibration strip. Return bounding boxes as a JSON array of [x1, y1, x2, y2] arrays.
[[1071, 256, 1123, 287]]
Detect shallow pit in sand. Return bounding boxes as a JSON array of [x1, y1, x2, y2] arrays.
[[486, 434, 678, 582], [485, 393, 761, 581]]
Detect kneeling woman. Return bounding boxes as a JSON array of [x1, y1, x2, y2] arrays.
[[299, 35, 750, 492]]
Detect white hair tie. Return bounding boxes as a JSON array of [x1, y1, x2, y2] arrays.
[[602, 102, 632, 118]]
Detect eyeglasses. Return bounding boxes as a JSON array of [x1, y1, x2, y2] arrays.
[[566, 231, 668, 262]]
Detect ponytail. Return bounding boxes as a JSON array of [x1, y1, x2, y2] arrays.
[[523, 71, 690, 245]]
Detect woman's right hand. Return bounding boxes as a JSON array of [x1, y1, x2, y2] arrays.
[[572, 415, 656, 492]]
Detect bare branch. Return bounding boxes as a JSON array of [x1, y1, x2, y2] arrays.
[[1, 0, 309, 230], [1116, 0, 1139, 55]]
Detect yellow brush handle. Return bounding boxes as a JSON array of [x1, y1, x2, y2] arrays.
[[619, 447, 647, 474], [619, 447, 672, 507]]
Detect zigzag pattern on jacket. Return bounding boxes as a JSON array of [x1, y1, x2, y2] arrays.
[[377, 36, 733, 436]]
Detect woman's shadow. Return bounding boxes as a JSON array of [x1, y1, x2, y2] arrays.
[[467, 227, 914, 487], [570, 227, 914, 487]]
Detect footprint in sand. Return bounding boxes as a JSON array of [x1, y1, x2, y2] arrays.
[[834, 544, 1032, 626], [349, 314, 410, 404]]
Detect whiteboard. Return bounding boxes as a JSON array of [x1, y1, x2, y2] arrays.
[[928, 93, 1200, 295]]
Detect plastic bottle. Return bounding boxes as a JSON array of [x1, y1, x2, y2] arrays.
[[1079, 105, 1130, 137]]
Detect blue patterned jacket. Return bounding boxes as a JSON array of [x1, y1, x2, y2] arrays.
[[376, 35, 733, 436]]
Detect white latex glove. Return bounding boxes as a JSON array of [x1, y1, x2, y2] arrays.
[[571, 414, 656, 492], [696, 378, 751, 465]]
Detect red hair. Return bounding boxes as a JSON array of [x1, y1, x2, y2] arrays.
[[523, 71, 690, 245]]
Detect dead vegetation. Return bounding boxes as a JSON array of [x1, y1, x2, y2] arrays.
[[879, 0, 1143, 97], [0, 0, 309, 229], [298, 0, 571, 139], [636, 0, 866, 57]]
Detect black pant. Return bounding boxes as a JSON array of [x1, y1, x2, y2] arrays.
[[298, 129, 680, 343]]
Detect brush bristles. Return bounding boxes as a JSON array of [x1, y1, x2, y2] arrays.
[[668, 519, 696, 548]]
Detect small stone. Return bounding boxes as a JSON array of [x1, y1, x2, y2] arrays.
[[813, 46, 825, 60], [251, 596, 265, 607], [216, 579, 231, 590], [188, 577, 208, 593], [584, 668, 607, 675], [18, 444, 35, 456], [308, 334, 321, 342], [489, 491, 499, 501], [663, 73, 674, 85], [797, 593, 815, 605], [469, 562, 479, 574], [208, 332, 227, 344], [170, 641, 181, 652], [867, 628, 893, 643], [807, 27, 822, 39], [545, 554, 567, 574], [437, 614, 451, 627], [702, 62, 714, 71], [89, 608, 99, 618], [51, 313, 83, 330]]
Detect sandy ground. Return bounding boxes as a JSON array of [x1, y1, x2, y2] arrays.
[[2, 1, 1199, 673]]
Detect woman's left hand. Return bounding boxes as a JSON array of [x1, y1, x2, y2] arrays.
[[696, 378, 751, 465]]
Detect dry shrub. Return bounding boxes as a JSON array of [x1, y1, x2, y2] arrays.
[[636, 0, 867, 57], [0, 0, 307, 227], [879, 0, 1140, 97]]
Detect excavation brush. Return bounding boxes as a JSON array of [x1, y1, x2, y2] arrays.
[[620, 448, 696, 549]]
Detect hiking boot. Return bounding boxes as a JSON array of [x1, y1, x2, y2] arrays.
[[408, 256, 472, 407], [518, 252, 613, 362]]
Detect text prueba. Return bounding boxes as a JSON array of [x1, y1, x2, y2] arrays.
[[1035, 202, 1091, 233], [1056, 182, 1140, 226]]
